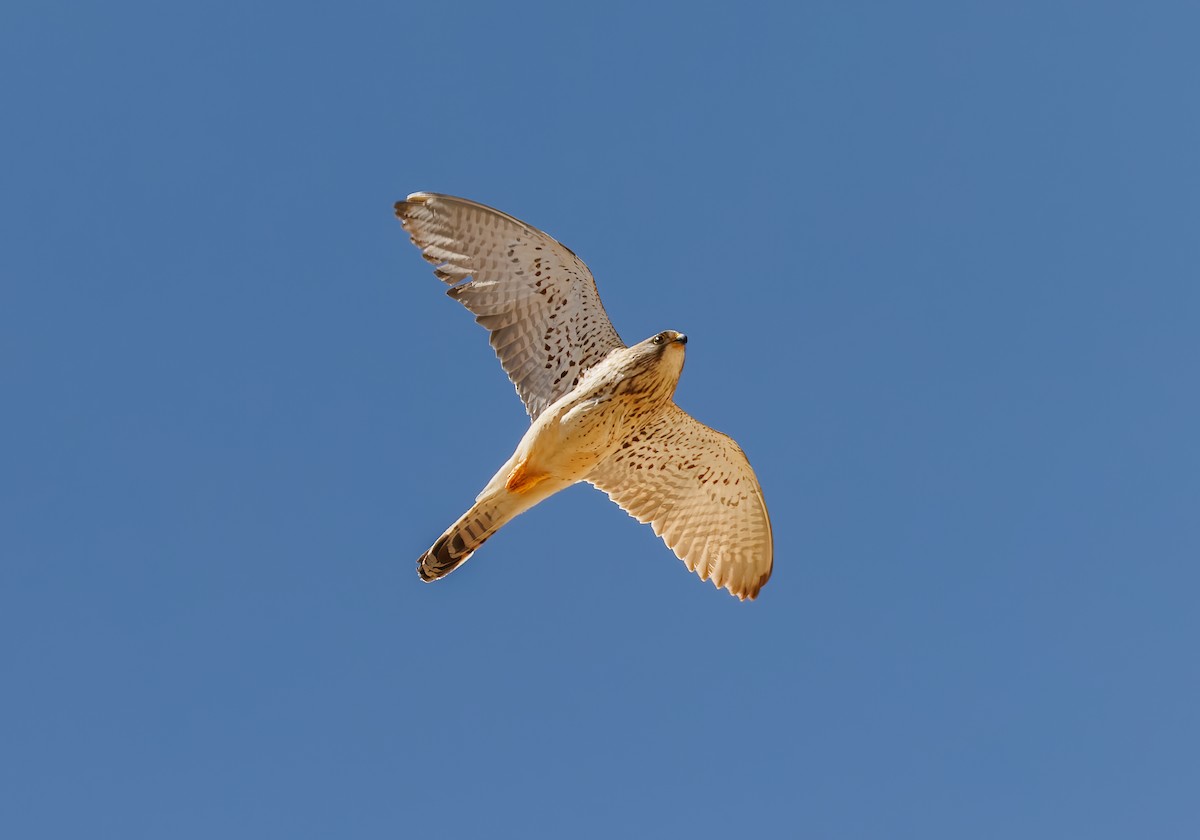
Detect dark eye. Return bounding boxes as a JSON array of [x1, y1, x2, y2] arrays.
[[651, 334, 665, 345]]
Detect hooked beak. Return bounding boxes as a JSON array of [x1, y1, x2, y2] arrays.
[[675, 333, 688, 345]]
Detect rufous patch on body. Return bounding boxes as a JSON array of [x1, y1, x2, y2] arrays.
[[505, 460, 549, 495]]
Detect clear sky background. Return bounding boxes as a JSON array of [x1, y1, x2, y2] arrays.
[[3, 1, 1198, 837]]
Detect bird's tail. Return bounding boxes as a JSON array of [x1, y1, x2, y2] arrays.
[[418, 496, 509, 582]]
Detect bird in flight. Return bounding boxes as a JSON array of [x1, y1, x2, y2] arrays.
[[395, 193, 773, 600]]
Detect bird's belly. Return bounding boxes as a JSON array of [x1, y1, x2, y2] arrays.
[[520, 395, 633, 482]]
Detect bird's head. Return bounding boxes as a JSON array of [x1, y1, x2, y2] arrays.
[[647, 329, 688, 350], [629, 329, 688, 385]]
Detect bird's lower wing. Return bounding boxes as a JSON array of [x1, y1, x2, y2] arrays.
[[586, 404, 773, 600]]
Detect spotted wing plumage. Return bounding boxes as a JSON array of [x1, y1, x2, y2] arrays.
[[586, 404, 773, 600], [395, 192, 626, 419]]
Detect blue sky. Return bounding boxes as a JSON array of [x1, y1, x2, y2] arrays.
[[3, 1, 1198, 837]]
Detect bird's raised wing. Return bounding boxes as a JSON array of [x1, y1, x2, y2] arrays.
[[395, 193, 626, 419], [586, 403, 773, 600]]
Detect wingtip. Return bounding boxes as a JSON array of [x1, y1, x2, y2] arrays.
[[394, 192, 434, 219], [744, 569, 772, 601], [725, 567, 771, 601]]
